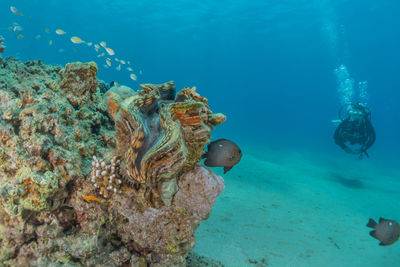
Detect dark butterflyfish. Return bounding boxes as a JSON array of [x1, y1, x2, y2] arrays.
[[367, 217, 400, 246], [202, 139, 242, 173]]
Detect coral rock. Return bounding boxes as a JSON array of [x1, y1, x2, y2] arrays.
[[0, 58, 115, 264], [0, 58, 226, 266], [59, 61, 98, 106], [113, 164, 224, 256], [208, 112, 227, 126], [174, 165, 225, 223]]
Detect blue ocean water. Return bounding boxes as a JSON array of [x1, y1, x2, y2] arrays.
[[1, 0, 400, 265], [2, 0, 399, 160]]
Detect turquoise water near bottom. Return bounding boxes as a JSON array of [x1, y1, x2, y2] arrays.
[[193, 142, 400, 267]]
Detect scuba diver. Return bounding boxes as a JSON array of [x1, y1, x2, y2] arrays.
[[334, 103, 376, 159]]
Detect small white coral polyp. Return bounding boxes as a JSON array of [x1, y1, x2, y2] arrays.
[[90, 156, 122, 198]]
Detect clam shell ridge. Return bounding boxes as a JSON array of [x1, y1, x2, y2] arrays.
[[106, 81, 226, 187]]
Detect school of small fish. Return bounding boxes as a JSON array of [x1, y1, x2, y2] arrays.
[[3, 5, 142, 82]]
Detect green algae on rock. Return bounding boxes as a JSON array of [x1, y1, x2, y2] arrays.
[[0, 57, 225, 266]]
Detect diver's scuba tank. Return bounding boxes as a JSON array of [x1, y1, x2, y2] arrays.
[[338, 103, 371, 122]]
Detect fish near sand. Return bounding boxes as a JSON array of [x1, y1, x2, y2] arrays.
[[203, 139, 242, 173], [367, 218, 400, 246]]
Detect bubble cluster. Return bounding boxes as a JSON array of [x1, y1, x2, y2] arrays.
[[334, 65, 354, 106], [358, 81, 369, 105], [334, 65, 370, 108]]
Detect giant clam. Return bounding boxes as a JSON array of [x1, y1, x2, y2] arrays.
[[106, 81, 225, 205]]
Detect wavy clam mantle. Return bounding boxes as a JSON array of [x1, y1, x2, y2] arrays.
[[107, 81, 225, 206], [0, 58, 225, 266]]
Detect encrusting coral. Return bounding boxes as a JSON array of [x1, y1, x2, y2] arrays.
[[0, 56, 226, 266]]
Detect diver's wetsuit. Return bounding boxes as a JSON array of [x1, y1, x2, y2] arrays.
[[334, 104, 376, 157]]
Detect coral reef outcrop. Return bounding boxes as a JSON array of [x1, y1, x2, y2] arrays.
[[0, 57, 225, 266]]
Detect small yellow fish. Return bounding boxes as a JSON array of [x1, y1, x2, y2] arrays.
[[106, 59, 111, 67], [115, 58, 119, 62], [10, 6, 24, 16], [116, 64, 121, 71], [103, 64, 109, 69], [94, 44, 100, 49], [17, 34, 24, 39], [71, 36, 84, 44], [100, 41, 107, 48], [82, 195, 101, 203], [105, 47, 115, 56], [106, 57, 111, 61], [49, 40, 53, 45], [97, 52, 105, 58], [44, 28, 50, 33], [35, 35, 41, 40], [130, 73, 137, 81], [127, 67, 133, 71], [127, 61, 131, 65], [86, 42, 93, 46], [55, 29, 66, 35], [120, 60, 126, 65]]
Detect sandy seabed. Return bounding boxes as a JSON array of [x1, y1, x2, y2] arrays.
[[193, 144, 400, 267]]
